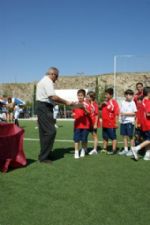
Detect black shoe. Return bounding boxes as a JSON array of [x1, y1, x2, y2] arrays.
[[40, 159, 52, 164], [107, 150, 118, 155]]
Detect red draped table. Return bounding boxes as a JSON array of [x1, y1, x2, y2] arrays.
[[0, 123, 27, 172]]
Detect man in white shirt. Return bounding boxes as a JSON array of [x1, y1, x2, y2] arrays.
[[36, 67, 72, 164]]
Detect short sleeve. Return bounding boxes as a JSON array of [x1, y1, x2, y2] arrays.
[[45, 78, 56, 96]]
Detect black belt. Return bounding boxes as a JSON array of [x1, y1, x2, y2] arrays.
[[37, 101, 54, 109]]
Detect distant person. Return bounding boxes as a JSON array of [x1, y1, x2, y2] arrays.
[[86, 91, 100, 155], [119, 89, 137, 156], [100, 88, 119, 154], [72, 89, 91, 159], [0, 102, 6, 121], [53, 104, 59, 128], [36, 67, 73, 164], [14, 104, 21, 126], [6, 97, 14, 122], [134, 83, 144, 146], [134, 96, 144, 146], [0, 101, 7, 122]]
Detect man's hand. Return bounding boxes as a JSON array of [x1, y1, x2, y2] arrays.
[[71, 103, 84, 109], [66, 101, 75, 106]]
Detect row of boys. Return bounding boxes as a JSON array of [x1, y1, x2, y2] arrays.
[[72, 82, 150, 161]]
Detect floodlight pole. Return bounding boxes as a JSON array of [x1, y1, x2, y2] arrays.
[[113, 54, 134, 99], [113, 55, 117, 99]]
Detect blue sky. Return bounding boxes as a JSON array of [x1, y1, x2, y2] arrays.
[[0, 0, 150, 83]]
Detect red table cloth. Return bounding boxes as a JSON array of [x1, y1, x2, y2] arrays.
[[0, 123, 27, 172]]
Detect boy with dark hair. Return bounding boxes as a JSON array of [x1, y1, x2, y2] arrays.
[[119, 89, 137, 156], [72, 89, 91, 159], [100, 88, 119, 154], [132, 87, 150, 160]]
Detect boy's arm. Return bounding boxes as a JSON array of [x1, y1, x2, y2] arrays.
[[115, 101, 120, 128], [145, 103, 150, 117], [94, 104, 99, 128], [83, 107, 90, 115], [82, 103, 90, 115], [99, 101, 107, 110], [107, 99, 118, 112], [135, 115, 141, 128], [115, 115, 119, 128], [121, 101, 137, 116], [94, 115, 98, 128], [121, 112, 136, 116]]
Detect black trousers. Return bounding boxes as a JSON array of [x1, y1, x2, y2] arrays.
[[36, 101, 56, 161]]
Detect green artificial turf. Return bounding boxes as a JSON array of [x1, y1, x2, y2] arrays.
[[0, 120, 150, 225]]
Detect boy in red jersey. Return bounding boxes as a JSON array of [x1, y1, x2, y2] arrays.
[[86, 91, 100, 155], [134, 96, 144, 146], [100, 88, 119, 154], [132, 87, 150, 160], [134, 83, 144, 147], [72, 89, 91, 159]]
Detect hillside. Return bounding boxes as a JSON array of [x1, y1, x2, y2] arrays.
[[0, 72, 150, 102]]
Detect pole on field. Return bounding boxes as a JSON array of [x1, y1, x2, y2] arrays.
[[113, 55, 117, 99], [113, 54, 134, 99]]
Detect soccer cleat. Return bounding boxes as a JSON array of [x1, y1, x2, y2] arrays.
[[131, 147, 139, 160], [80, 149, 85, 158], [101, 149, 107, 154], [74, 151, 80, 159], [89, 149, 97, 155], [107, 150, 118, 155], [143, 150, 150, 161], [126, 150, 133, 157], [118, 149, 128, 156]]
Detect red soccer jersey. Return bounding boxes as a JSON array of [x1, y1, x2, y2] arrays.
[[136, 103, 143, 127], [89, 101, 100, 128], [101, 99, 119, 128], [72, 101, 91, 129], [134, 91, 143, 109], [141, 98, 150, 131]]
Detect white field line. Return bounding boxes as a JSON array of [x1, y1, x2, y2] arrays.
[[24, 137, 124, 144]]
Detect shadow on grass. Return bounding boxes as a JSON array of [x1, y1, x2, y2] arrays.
[[52, 145, 104, 160], [52, 145, 113, 160], [52, 147, 74, 161], [26, 158, 37, 165]]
